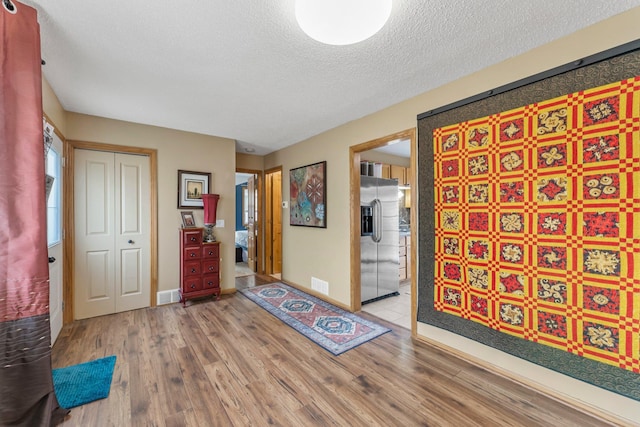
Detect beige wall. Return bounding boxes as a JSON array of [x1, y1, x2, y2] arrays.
[[42, 77, 66, 136], [236, 152, 264, 171], [40, 82, 237, 298], [265, 8, 640, 423], [66, 113, 237, 294], [267, 7, 640, 302]]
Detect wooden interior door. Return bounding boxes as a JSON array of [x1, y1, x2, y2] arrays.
[[271, 170, 282, 274], [265, 170, 282, 275], [247, 175, 256, 271], [265, 174, 272, 274]]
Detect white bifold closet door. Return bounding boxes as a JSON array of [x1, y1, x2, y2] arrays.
[[74, 149, 151, 319]]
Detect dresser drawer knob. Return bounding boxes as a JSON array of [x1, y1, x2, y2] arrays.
[[207, 281, 213, 286], [190, 253, 196, 257], [190, 284, 196, 289], [208, 266, 214, 271], [191, 268, 197, 273], [208, 251, 214, 256], [190, 237, 197, 242]]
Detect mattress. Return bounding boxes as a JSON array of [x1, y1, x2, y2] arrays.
[[235, 230, 248, 250]]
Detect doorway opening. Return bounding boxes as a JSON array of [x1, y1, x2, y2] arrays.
[[234, 169, 261, 278], [349, 128, 417, 334]]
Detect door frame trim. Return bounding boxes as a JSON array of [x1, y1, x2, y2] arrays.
[[236, 168, 263, 274], [349, 128, 417, 335], [64, 140, 158, 323]]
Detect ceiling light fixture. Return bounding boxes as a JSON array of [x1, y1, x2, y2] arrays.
[[295, 0, 392, 46]]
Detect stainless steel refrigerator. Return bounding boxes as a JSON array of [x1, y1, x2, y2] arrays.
[[360, 176, 399, 303]]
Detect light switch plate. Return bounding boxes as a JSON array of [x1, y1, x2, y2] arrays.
[[216, 219, 224, 228], [282, 201, 288, 208]]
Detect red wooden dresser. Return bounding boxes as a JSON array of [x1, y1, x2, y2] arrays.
[[179, 228, 221, 305]]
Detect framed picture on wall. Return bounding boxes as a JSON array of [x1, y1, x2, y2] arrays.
[[178, 170, 211, 209], [289, 161, 326, 228]]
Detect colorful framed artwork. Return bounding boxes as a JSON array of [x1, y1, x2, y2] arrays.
[[289, 161, 326, 228], [178, 170, 210, 209]]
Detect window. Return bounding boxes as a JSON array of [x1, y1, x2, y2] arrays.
[[46, 144, 61, 246], [242, 185, 249, 226]]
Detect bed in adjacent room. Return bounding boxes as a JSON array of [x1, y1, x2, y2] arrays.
[[235, 230, 248, 263]]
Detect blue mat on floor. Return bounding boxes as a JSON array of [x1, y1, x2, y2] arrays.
[[52, 355, 116, 409]]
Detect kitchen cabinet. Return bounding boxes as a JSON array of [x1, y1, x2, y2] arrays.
[[390, 165, 411, 186], [180, 228, 221, 305], [390, 165, 404, 184], [361, 161, 409, 184], [381, 164, 391, 179]]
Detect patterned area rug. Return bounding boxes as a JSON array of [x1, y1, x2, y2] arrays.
[[53, 355, 116, 409], [240, 282, 391, 355]]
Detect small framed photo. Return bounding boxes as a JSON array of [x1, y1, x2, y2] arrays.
[[178, 170, 211, 209], [181, 211, 196, 228]]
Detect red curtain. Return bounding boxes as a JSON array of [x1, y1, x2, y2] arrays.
[[0, 1, 68, 425]]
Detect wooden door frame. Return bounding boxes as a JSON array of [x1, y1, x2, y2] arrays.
[[236, 168, 263, 274], [264, 166, 283, 275], [349, 128, 417, 335], [63, 140, 158, 323]]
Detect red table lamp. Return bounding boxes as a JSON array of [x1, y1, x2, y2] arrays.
[[202, 194, 220, 242]]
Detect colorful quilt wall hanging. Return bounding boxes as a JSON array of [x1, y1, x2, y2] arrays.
[[417, 43, 640, 401]]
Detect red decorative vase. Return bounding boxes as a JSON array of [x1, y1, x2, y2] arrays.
[[202, 194, 220, 225]]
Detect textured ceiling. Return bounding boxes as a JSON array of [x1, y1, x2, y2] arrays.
[[20, 1, 640, 155]]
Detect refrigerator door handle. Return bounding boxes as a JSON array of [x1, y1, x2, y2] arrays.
[[371, 199, 377, 242], [378, 198, 383, 242], [372, 198, 382, 243]]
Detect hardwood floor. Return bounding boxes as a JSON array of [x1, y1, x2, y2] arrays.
[[52, 275, 617, 426]]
